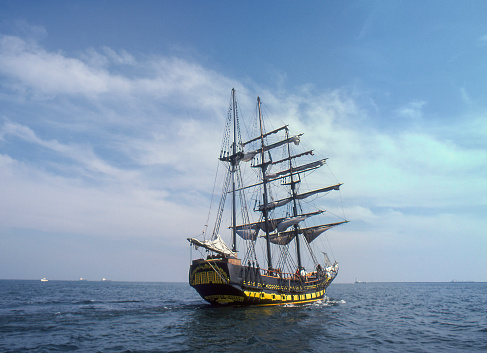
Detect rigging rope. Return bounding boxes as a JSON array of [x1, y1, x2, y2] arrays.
[[212, 168, 231, 239], [203, 159, 222, 240]]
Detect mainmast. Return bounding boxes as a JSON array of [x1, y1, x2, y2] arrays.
[[231, 88, 237, 253], [257, 97, 273, 270], [286, 128, 303, 269]]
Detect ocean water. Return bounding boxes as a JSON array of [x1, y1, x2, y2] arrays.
[[1, 281, 486, 352]]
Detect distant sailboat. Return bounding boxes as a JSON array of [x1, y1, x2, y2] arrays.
[[188, 89, 348, 305], [41, 278, 48, 282]]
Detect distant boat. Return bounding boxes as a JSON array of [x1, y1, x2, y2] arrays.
[[79, 278, 87, 281], [188, 89, 348, 306], [354, 278, 366, 284], [101, 278, 111, 282], [41, 278, 48, 282]]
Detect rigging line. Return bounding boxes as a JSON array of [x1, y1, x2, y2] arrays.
[[232, 87, 253, 101], [325, 235, 336, 263], [258, 98, 286, 133], [203, 158, 222, 240], [312, 223, 337, 264], [243, 239, 256, 265], [237, 167, 258, 263], [325, 163, 342, 185], [325, 209, 348, 222], [304, 237, 319, 267], [338, 188, 348, 220], [212, 168, 232, 238], [281, 245, 296, 273], [203, 259, 230, 284]]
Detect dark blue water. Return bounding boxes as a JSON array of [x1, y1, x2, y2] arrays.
[[1, 281, 486, 352]]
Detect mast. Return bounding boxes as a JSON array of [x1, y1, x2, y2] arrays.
[[231, 88, 237, 253], [286, 128, 303, 269], [257, 97, 273, 269]]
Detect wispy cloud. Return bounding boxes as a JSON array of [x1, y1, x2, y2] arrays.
[[0, 35, 128, 97], [395, 100, 426, 120], [0, 34, 234, 110], [0, 121, 131, 180], [460, 87, 473, 106]]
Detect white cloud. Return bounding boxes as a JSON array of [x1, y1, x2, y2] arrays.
[[0, 121, 133, 181], [0, 153, 203, 239], [274, 93, 487, 210], [0, 35, 233, 107], [0, 35, 125, 97]]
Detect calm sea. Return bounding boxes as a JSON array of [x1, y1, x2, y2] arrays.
[[0, 280, 486, 352]]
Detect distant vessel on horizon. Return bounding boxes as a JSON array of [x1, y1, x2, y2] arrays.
[[40, 278, 48, 282], [188, 89, 348, 306]]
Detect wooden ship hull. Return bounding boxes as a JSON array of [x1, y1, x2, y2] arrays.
[[189, 257, 337, 306]]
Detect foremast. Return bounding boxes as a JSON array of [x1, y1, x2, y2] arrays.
[[209, 88, 248, 257], [231, 88, 238, 253], [257, 96, 273, 270]]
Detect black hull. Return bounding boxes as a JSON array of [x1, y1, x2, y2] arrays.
[[189, 258, 335, 306]]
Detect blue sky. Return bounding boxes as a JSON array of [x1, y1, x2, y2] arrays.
[[1, 1, 486, 282]]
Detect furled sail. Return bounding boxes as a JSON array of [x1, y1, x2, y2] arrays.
[[257, 197, 292, 211], [277, 212, 322, 232], [269, 150, 315, 166], [257, 184, 342, 212], [187, 235, 237, 257], [296, 183, 342, 199], [262, 135, 301, 152], [266, 159, 327, 180], [241, 125, 288, 147], [242, 135, 302, 163], [231, 159, 330, 193], [241, 150, 259, 162], [219, 151, 245, 163]]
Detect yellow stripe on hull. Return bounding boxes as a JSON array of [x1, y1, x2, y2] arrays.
[[203, 288, 326, 306]]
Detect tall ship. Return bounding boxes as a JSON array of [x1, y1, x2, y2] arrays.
[[188, 89, 348, 305]]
